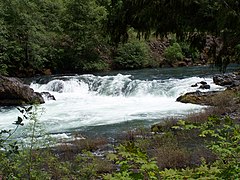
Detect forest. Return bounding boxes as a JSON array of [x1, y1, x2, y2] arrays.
[[0, 0, 240, 77]]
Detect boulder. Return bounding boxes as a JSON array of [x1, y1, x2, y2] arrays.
[[0, 75, 45, 106], [176, 91, 221, 106], [191, 83, 198, 87], [200, 81, 207, 85], [191, 81, 210, 89], [213, 73, 240, 87], [199, 84, 210, 89]]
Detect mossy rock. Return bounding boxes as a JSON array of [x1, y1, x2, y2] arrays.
[[176, 91, 220, 106]]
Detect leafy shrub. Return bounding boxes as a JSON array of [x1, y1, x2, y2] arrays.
[[163, 42, 184, 63], [104, 142, 160, 180], [180, 41, 200, 61], [173, 116, 240, 179], [168, 33, 177, 45], [114, 41, 150, 69], [160, 159, 220, 179], [82, 59, 109, 72]]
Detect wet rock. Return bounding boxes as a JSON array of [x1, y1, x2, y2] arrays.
[[200, 81, 207, 85], [176, 91, 220, 106], [191, 83, 198, 87], [199, 84, 210, 89], [191, 81, 210, 89], [0, 75, 44, 106], [49, 80, 64, 92]]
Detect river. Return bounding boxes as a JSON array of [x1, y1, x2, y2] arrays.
[[0, 65, 238, 139]]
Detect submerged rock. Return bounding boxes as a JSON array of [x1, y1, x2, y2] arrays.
[[0, 75, 44, 106]]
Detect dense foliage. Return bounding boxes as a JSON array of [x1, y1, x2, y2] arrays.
[[0, 0, 110, 76], [163, 42, 184, 64], [108, 0, 240, 70], [0, 0, 239, 76], [113, 41, 150, 69]]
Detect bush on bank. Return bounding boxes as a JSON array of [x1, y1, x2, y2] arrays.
[[113, 41, 151, 70]]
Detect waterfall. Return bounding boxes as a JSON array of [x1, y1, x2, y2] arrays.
[[31, 73, 224, 98]]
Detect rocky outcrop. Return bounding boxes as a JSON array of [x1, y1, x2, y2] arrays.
[[200, 35, 223, 63], [0, 75, 45, 106], [176, 91, 221, 106], [177, 71, 240, 105], [213, 72, 240, 87], [148, 39, 169, 67]]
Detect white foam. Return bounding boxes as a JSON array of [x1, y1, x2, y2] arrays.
[[0, 74, 224, 136]]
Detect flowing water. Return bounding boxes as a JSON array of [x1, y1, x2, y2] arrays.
[[0, 66, 237, 139]]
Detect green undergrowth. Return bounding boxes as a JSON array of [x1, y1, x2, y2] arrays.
[[1, 101, 240, 179]]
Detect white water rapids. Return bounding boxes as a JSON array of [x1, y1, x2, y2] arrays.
[[0, 72, 225, 138]]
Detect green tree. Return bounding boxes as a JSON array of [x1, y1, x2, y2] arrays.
[[0, 0, 64, 76], [107, 0, 240, 70], [61, 0, 109, 72], [163, 42, 184, 63], [114, 40, 150, 69], [0, 16, 8, 75]]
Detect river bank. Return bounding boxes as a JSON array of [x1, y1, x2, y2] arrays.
[[48, 70, 240, 179]]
